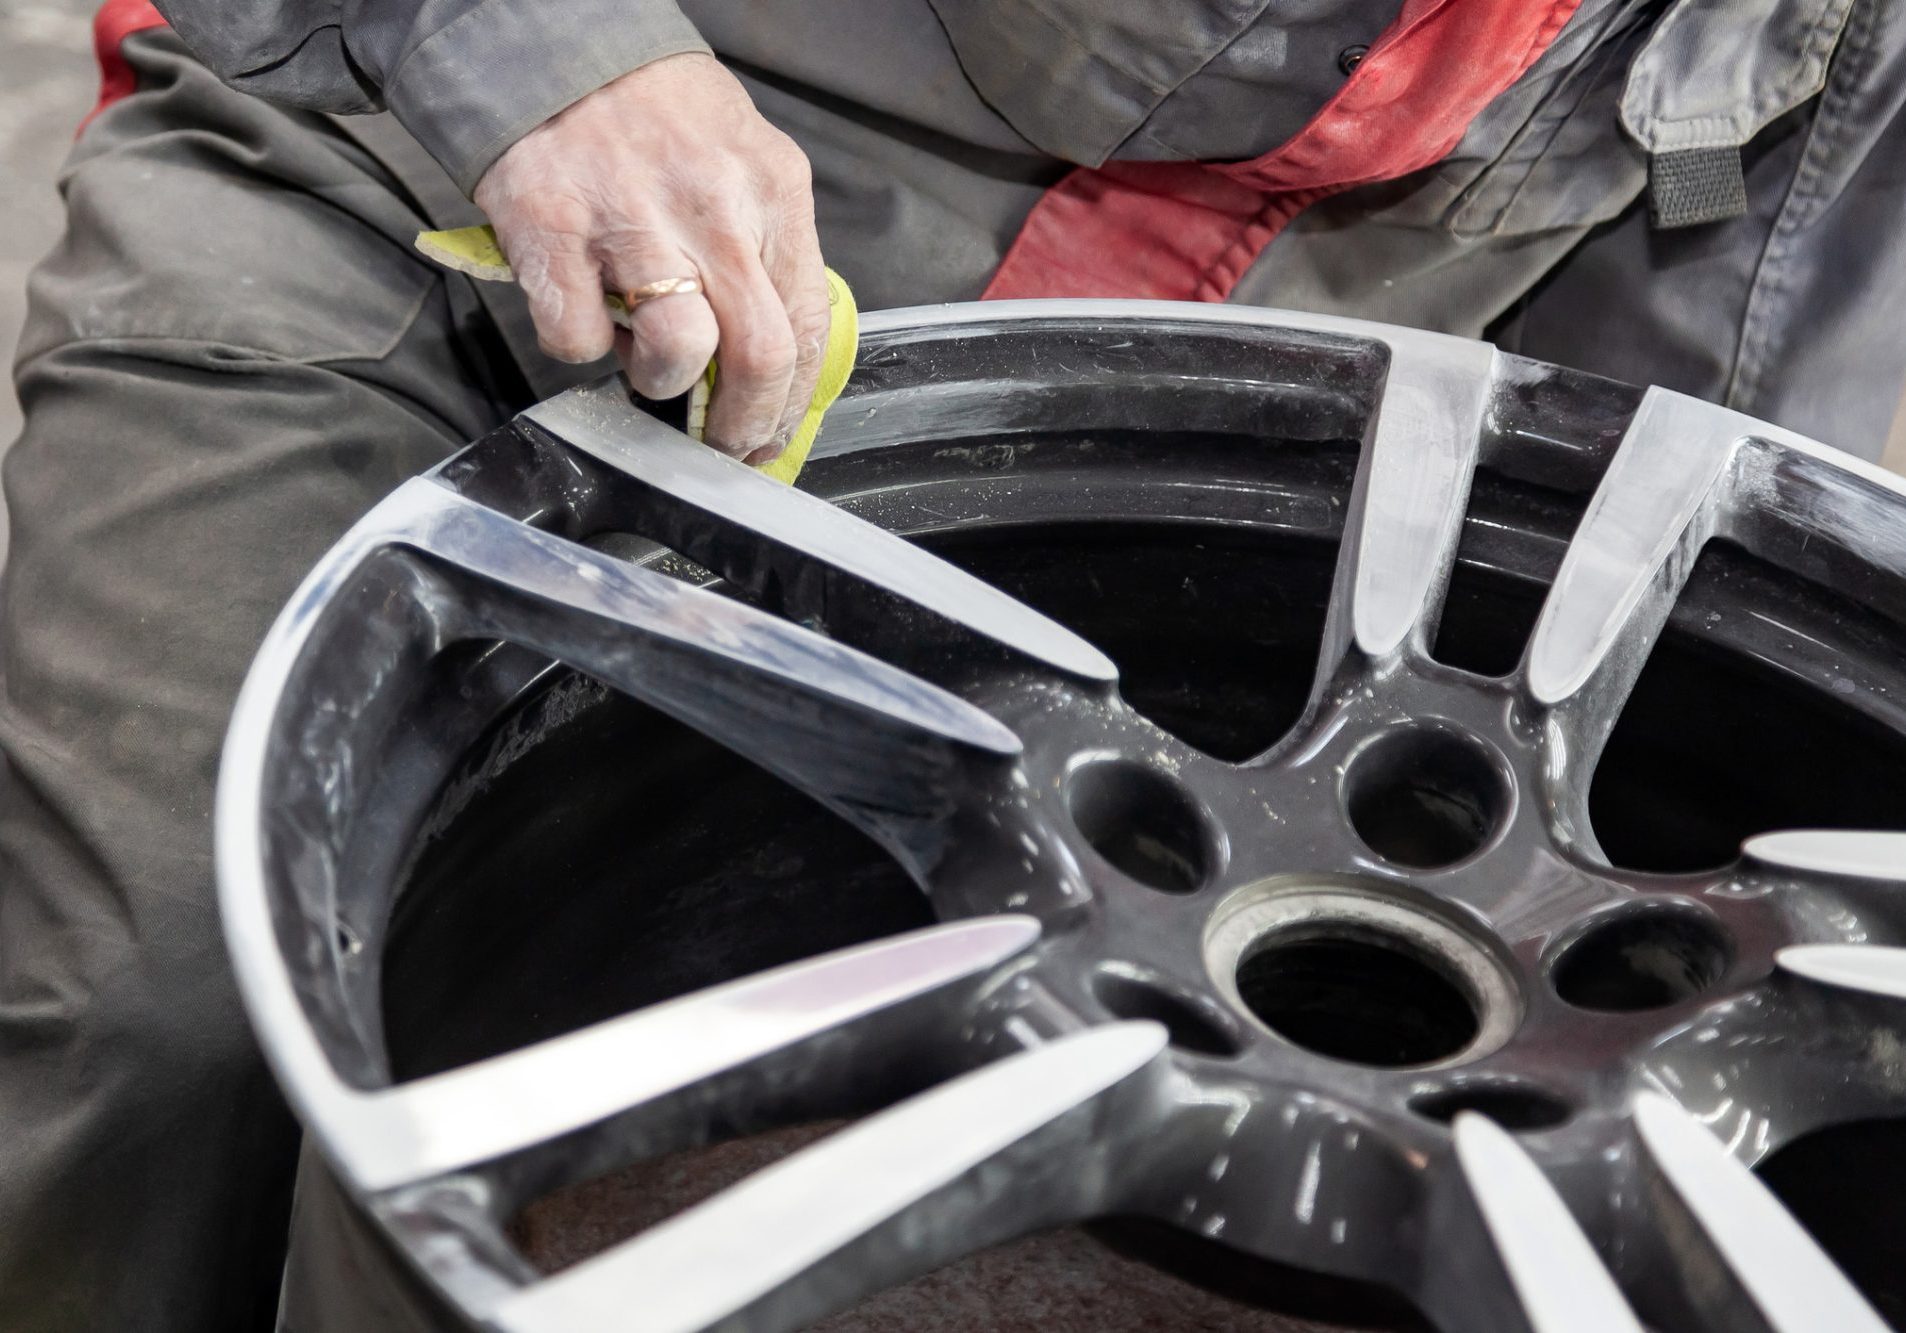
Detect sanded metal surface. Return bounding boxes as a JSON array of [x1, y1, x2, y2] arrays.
[[342, 918, 1038, 1192], [1634, 1092, 1888, 1332], [496, 1024, 1168, 1333], [521, 383, 1118, 684], [1454, 1114, 1645, 1333]]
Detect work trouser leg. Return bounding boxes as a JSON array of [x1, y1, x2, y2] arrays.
[[0, 30, 520, 1331]]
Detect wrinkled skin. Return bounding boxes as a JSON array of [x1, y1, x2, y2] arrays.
[[475, 53, 827, 462]]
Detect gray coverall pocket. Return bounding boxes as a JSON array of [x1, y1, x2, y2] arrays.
[[1381, 0, 1851, 240], [923, 0, 1270, 166], [1619, 0, 1856, 228], [41, 31, 438, 369]]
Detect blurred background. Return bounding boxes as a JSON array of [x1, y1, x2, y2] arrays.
[[1, 0, 94, 563]]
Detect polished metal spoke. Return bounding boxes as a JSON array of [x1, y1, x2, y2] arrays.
[[330, 916, 1040, 1192], [1313, 336, 1497, 690], [522, 382, 1118, 684], [489, 1022, 1169, 1333], [1753, 831, 1906, 998], [1778, 943, 1906, 1001], [380, 479, 1018, 871], [1747, 829, 1906, 883], [1525, 389, 1746, 757], [1633, 1092, 1888, 1333], [1452, 1114, 1646, 1333]]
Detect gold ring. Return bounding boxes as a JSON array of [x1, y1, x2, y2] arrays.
[[622, 276, 703, 309]]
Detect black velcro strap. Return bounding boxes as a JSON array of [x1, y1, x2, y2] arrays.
[[1647, 147, 1749, 229]]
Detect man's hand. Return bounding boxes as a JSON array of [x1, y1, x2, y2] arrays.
[[475, 53, 826, 463]]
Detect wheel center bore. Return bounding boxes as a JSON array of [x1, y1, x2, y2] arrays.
[[1236, 934, 1477, 1066], [1203, 877, 1522, 1069]]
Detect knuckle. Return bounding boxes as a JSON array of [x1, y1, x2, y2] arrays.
[[764, 134, 811, 187], [524, 193, 594, 245], [765, 167, 814, 217], [633, 301, 713, 359], [792, 344, 826, 396], [724, 323, 797, 381], [789, 302, 831, 354], [689, 184, 757, 239], [599, 211, 667, 254]]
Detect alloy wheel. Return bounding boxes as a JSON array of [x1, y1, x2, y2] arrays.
[[220, 302, 1906, 1332]]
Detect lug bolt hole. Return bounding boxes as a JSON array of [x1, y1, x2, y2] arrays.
[[1410, 1082, 1572, 1131], [1067, 759, 1214, 894], [1344, 727, 1510, 869], [1552, 908, 1729, 1012], [1093, 969, 1241, 1057], [1236, 931, 1479, 1067]]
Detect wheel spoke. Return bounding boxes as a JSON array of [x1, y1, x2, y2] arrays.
[[1752, 831, 1906, 971], [384, 479, 1017, 869], [1778, 943, 1906, 1001], [521, 381, 1118, 684], [488, 1022, 1169, 1333], [1525, 389, 1746, 731], [331, 917, 1041, 1192], [1452, 1113, 1646, 1333], [1633, 1092, 1888, 1333], [1747, 829, 1906, 883], [1315, 337, 1496, 686]]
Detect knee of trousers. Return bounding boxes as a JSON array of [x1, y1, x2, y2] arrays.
[[45, 30, 445, 371]]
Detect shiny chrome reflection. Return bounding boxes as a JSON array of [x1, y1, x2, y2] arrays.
[[1454, 1113, 1645, 1333], [1331, 337, 1495, 668], [492, 1022, 1169, 1333], [525, 383, 1118, 684], [1526, 389, 1742, 718], [1777, 943, 1906, 1001], [1748, 829, 1906, 881], [1634, 1092, 1888, 1332], [344, 916, 1041, 1191]]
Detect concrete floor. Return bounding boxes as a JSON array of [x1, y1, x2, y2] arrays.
[[0, 0, 97, 562]]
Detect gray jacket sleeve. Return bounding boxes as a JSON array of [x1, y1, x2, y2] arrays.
[[150, 0, 710, 193]]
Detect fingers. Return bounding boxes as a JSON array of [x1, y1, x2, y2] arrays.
[[496, 213, 820, 461], [504, 211, 617, 365], [599, 230, 719, 399], [759, 179, 830, 460], [698, 239, 799, 459], [624, 294, 721, 400], [471, 57, 826, 458]]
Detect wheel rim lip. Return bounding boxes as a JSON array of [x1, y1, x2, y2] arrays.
[[215, 300, 1906, 1328]]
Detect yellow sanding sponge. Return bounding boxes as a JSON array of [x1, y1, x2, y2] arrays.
[[415, 224, 857, 485]]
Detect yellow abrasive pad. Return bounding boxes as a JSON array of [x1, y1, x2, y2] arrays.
[[415, 224, 857, 485]]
